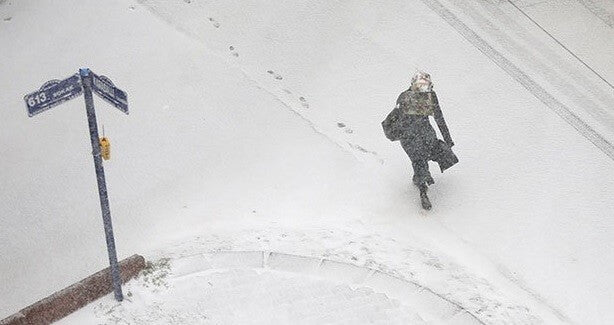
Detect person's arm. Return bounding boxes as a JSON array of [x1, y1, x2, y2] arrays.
[[432, 92, 454, 147]]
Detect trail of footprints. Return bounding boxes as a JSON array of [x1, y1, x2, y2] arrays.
[[200, 10, 312, 112], [265, 70, 311, 109], [201, 10, 377, 158]]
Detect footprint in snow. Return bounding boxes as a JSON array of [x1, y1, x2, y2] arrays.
[[337, 122, 353, 134], [267, 70, 283, 80], [229, 46, 239, 57], [208, 17, 220, 28], [348, 142, 378, 157], [298, 96, 309, 108]]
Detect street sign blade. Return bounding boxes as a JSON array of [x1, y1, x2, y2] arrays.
[[91, 73, 129, 114], [24, 74, 83, 117]]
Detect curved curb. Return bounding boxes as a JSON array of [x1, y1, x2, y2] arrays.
[[0, 255, 146, 325], [169, 251, 484, 324]]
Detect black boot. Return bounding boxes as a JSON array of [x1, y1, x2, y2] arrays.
[[419, 184, 432, 210]]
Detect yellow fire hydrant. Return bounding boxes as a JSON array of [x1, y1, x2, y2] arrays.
[[100, 137, 111, 160]]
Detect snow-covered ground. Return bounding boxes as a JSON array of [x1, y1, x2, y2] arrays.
[[1, 0, 613, 323], [58, 252, 455, 324]]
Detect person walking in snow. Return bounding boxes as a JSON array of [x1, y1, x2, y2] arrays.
[[382, 72, 458, 210]]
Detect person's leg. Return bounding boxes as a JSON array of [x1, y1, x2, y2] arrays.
[[411, 159, 434, 186], [401, 139, 435, 187]]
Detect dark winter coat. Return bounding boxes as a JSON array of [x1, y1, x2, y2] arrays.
[[382, 89, 458, 172]]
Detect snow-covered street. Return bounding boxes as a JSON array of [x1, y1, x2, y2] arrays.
[[1, 0, 613, 323]]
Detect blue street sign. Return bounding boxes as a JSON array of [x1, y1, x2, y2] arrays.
[[91, 73, 129, 114], [24, 74, 83, 117]]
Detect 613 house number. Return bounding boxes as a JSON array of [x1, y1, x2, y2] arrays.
[[27, 93, 48, 107]]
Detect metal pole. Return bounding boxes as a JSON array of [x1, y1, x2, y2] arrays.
[[79, 68, 123, 302]]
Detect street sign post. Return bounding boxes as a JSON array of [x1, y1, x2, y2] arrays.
[[23, 68, 129, 302], [80, 68, 124, 301]]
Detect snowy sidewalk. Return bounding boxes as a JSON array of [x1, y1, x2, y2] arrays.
[[59, 252, 481, 324]]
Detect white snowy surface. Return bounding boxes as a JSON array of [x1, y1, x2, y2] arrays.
[[58, 252, 435, 324], [436, 0, 614, 154], [61, 267, 425, 325], [1, 0, 613, 324]]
